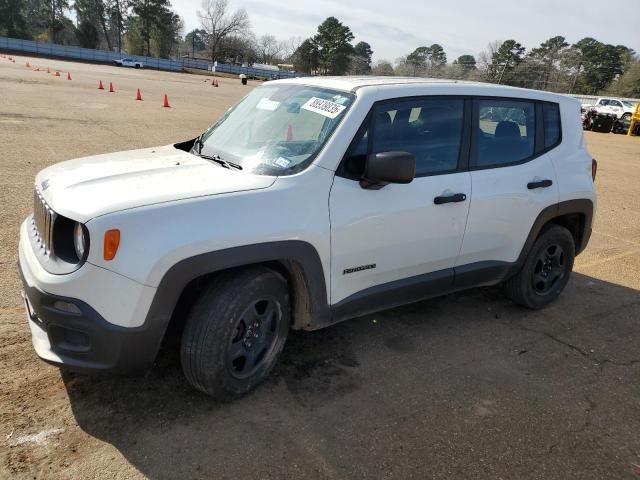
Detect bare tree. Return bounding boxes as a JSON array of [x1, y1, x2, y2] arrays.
[[476, 41, 501, 74], [279, 36, 303, 62], [257, 34, 280, 64], [372, 59, 394, 76], [108, 0, 127, 53], [198, 0, 250, 62]]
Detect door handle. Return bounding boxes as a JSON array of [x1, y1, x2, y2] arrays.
[[434, 193, 467, 205], [527, 179, 553, 189]]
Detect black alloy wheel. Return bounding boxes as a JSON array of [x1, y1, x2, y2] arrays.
[[227, 297, 282, 379], [531, 243, 566, 296]]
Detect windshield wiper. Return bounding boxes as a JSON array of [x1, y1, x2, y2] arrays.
[[193, 135, 204, 154], [199, 153, 243, 170], [192, 136, 242, 170]]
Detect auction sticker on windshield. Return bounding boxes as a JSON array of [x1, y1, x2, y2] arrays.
[[301, 97, 346, 119]]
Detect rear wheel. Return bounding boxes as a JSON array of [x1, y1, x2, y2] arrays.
[[504, 225, 575, 309], [621, 112, 631, 122], [180, 267, 290, 399]]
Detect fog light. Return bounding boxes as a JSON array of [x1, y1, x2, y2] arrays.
[[53, 300, 81, 315], [63, 329, 89, 348]]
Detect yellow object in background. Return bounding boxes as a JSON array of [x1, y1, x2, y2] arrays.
[[629, 103, 640, 136]]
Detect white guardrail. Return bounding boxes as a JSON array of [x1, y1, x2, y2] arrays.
[[0, 36, 302, 78], [0, 36, 184, 71]]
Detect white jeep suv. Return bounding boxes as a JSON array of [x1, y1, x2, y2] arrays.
[[18, 77, 597, 399]]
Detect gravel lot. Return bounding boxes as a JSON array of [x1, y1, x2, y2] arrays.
[[1, 54, 639, 480]]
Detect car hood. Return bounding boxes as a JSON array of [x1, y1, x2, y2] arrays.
[[35, 144, 276, 222]]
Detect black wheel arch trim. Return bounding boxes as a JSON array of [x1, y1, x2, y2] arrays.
[[146, 240, 330, 334], [508, 199, 593, 278]]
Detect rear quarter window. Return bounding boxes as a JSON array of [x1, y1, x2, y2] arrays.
[[543, 103, 561, 149]]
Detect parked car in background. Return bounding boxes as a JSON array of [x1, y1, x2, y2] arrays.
[[114, 58, 143, 69], [588, 97, 637, 121]]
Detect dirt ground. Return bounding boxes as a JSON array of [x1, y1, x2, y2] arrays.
[[1, 54, 639, 480]]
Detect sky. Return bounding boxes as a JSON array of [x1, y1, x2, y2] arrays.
[[170, 0, 640, 63]]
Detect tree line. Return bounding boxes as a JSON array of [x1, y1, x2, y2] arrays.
[[0, 0, 182, 57], [289, 21, 638, 97], [369, 37, 638, 97], [0, 0, 638, 97]]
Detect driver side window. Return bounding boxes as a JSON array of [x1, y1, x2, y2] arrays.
[[341, 98, 464, 179]]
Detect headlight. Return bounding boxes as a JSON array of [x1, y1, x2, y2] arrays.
[[73, 222, 87, 261]]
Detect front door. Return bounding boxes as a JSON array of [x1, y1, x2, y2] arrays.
[[329, 96, 472, 305]]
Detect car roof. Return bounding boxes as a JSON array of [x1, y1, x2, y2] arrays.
[[274, 75, 574, 104], [276, 76, 465, 91]]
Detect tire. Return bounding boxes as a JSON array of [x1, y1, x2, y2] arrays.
[[504, 225, 575, 309], [180, 267, 290, 400], [621, 113, 631, 122]]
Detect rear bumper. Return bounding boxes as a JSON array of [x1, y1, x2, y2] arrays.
[[18, 261, 162, 373]]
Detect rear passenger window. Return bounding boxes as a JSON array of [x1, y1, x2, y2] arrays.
[[371, 98, 464, 176], [543, 103, 561, 148], [475, 99, 535, 167]]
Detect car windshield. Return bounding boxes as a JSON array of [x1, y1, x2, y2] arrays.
[[197, 84, 354, 175]]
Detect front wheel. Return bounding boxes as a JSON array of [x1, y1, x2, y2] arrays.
[[621, 112, 631, 122], [181, 267, 290, 399], [504, 225, 575, 309]]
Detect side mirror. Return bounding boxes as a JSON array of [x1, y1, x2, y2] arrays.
[[360, 151, 416, 189]]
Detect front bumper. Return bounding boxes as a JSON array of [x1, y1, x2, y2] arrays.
[[17, 219, 164, 374], [18, 262, 163, 373]]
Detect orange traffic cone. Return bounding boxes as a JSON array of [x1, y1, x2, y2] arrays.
[[25, 62, 30, 68], [35, 67, 40, 71], [211, 79, 215, 86], [286, 124, 293, 141], [55, 71, 60, 77], [135, 88, 142, 101], [47, 67, 50, 73], [98, 80, 104, 89], [67, 72, 71, 80], [163, 94, 170, 108], [215, 79, 219, 87], [109, 82, 115, 93]]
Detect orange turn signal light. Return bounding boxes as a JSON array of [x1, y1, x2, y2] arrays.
[[103, 229, 120, 260]]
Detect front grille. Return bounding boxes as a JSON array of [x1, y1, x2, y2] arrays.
[[32, 188, 57, 256]]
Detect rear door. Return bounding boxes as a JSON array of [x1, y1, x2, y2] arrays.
[[456, 98, 560, 271], [329, 96, 472, 304]]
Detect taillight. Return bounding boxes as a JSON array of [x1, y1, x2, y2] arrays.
[[592, 158, 597, 182]]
